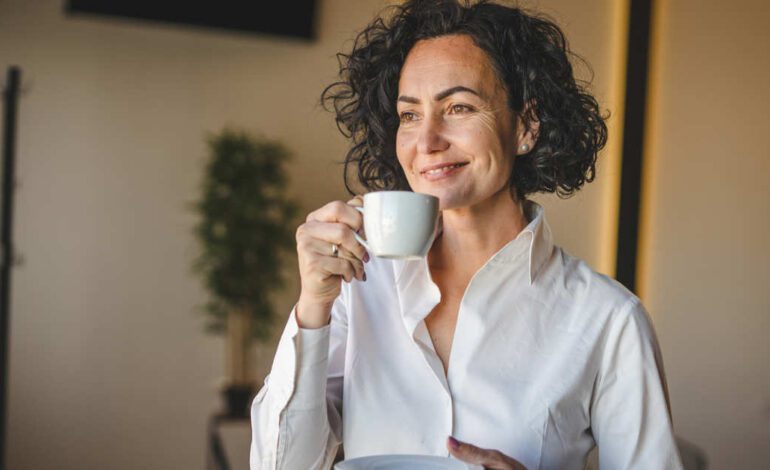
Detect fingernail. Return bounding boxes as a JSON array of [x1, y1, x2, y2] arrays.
[[363, 252, 370, 263], [362, 272, 367, 282], [448, 436, 460, 450]]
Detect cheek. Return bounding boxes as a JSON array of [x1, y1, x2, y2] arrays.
[[446, 119, 506, 158], [476, 110, 499, 135], [396, 130, 415, 167]]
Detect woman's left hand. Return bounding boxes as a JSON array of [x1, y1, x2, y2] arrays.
[[447, 437, 528, 470]]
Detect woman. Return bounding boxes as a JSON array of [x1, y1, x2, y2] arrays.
[[251, 1, 682, 469]]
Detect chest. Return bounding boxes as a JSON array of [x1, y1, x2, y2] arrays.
[[424, 269, 471, 373], [343, 282, 598, 470], [424, 300, 458, 373]]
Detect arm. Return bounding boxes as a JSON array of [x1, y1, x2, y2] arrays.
[[251, 198, 365, 469], [590, 298, 683, 469], [250, 293, 348, 470]]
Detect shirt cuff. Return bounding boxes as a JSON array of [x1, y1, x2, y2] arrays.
[[267, 308, 331, 411], [293, 314, 331, 409]]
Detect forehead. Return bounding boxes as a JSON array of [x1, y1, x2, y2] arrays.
[[398, 34, 501, 98]]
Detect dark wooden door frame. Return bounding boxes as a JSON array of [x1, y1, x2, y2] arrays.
[[1, 66, 21, 470], [616, 0, 654, 293]]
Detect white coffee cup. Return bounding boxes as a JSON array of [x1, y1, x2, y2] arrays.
[[353, 191, 439, 260]]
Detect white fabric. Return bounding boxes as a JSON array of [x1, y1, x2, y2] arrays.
[[250, 202, 683, 470]]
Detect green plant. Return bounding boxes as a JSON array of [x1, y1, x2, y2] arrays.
[[192, 129, 297, 343]]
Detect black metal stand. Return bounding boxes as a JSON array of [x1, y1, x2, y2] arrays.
[[207, 413, 249, 470], [205, 410, 344, 469], [1, 66, 21, 470]]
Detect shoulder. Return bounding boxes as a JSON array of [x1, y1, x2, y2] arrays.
[[546, 250, 664, 379], [548, 248, 654, 333], [553, 248, 633, 303]]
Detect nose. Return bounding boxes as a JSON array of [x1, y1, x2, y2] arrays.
[[416, 115, 449, 155]]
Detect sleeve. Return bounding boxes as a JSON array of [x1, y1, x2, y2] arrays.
[[250, 292, 348, 470], [590, 297, 684, 470]]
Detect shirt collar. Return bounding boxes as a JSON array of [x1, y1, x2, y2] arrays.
[[390, 200, 554, 345], [394, 199, 554, 286], [488, 200, 554, 284]]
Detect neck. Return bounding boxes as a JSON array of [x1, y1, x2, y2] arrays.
[[429, 187, 528, 272]]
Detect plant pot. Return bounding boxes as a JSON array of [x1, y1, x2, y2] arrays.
[[221, 383, 256, 418], [226, 308, 254, 384], [222, 308, 257, 417]]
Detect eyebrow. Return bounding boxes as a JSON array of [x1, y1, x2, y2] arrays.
[[397, 86, 482, 104]]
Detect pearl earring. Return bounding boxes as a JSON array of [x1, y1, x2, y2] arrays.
[[520, 143, 530, 152]]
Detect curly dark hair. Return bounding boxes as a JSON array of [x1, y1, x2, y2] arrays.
[[322, 0, 608, 199]]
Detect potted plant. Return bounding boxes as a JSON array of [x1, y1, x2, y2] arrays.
[[191, 129, 297, 417]]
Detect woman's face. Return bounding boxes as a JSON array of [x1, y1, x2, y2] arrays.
[[396, 34, 521, 210]]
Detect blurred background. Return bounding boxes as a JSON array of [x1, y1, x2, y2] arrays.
[[0, 0, 767, 469]]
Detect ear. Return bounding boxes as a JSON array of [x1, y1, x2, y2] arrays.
[[515, 100, 540, 155]]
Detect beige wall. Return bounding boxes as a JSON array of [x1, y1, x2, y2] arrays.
[[1, 0, 628, 469], [0, 1, 385, 468], [641, 0, 770, 468], [527, 0, 625, 276]]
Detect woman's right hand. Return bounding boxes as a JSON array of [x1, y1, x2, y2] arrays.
[[294, 197, 368, 328]]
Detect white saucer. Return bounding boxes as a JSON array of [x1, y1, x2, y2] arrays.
[[334, 454, 483, 470]]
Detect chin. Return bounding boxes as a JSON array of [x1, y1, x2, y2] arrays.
[[409, 181, 464, 207], [428, 186, 510, 212], [410, 182, 479, 210], [439, 199, 469, 211], [434, 192, 470, 211]]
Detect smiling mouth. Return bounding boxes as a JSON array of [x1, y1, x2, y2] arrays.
[[421, 162, 469, 177]]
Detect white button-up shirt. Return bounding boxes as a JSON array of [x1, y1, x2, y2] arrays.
[[250, 202, 683, 470]]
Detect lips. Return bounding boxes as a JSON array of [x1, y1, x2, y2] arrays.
[[419, 161, 469, 178]]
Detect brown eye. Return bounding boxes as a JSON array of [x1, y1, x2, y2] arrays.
[[449, 104, 472, 114], [399, 111, 417, 123]]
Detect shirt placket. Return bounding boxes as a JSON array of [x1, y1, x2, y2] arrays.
[[395, 257, 456, 454]]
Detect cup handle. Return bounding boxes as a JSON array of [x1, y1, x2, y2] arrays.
[[352, 206, 371, 252]]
